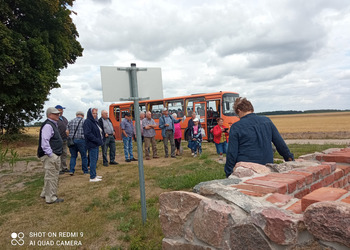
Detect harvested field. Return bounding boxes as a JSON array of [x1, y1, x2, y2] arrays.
[[268, 112, 350, 139]]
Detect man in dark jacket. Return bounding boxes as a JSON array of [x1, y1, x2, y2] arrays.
[[83, 108, 104, 182], [98, 110, 118, 166], [224, 98, 294, 178], [37, 107, 64, 204], [55, 105, 69, 174]]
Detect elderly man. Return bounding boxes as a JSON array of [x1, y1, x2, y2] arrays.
[[142, 111, 159, 160], [98, 110, 118, 166], [37, 107, 64, 204], [55, 104, 69, 174], [67, 111, 88, 175], [121, 112, 137, 162], [224, 97, 294, 178], [159, 108, 181, 158]]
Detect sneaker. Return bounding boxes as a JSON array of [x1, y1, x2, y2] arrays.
[[171, 156, 176, 158], [193, 154, 197, 158], [69, 172, 74, 176], [191, 153, 194, 156], [131, 158, 137, 161], [63, 169, 70, 172], [153, 156, 159, 159], [46, 198, 64, 204], [146, 157, 151, 160], [96, 176, 103, 179], [103, 163, 109, 167], [59, 171, 65, 175], [110, 161, 119, 165], [125, 159, 131, 162], [89, 178, 102, 182]]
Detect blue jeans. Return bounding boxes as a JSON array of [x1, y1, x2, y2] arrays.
[[122, 137, 133, 160], [102, 135, 116, 164], [215, 141, 228, 155], [88, 147, 99, 179], [69, 139, 88, 173]]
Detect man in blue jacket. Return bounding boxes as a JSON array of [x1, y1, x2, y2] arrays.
[[159, 108, 181, 158], [83, 108, 103, 182], [225, 98, 294, 178]]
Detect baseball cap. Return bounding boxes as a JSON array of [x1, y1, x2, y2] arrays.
[[162, 108, 167, 112], [193, 118, 199, 122], [46, 107, 61, 116], [55, 105, 66, 109]]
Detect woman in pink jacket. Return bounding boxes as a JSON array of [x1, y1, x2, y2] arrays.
[[211, 118, 229, 162], [172, 113, 182, 155]]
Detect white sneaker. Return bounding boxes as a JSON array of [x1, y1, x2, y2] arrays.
[[96, 176, 102, 179], [191, 152, 194, 156], [89, 178, 102, 182], [193, 154, 197, 158]]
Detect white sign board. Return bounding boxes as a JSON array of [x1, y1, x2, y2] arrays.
[[100, 66, 163, 102]]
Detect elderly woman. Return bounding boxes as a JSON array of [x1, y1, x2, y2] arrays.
[[187, 118, 202, 157], [172, 113, 182, 155]]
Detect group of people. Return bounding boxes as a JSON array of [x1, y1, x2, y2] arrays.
[[37, 97, 294, 204]]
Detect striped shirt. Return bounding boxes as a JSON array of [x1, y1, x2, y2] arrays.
[[67, 117, 85, 139]]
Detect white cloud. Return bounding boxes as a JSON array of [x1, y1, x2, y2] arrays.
[[42, 0, 350, 121]]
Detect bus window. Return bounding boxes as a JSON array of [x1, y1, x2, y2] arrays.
[[222, 93, 239, 116], [121, 110, 130, 119], [186, 98, 205, 116], [207, 100, 220, 119], [113, 107, 120, 122], [149, 101, 164, 119], [166, 100, 184, 117]]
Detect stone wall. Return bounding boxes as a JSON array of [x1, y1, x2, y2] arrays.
[[159, 147, 350, 249]]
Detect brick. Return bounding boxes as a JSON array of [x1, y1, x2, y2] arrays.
[[286, 200, 302, 214], [289, 171, 313, 185], [341, 196, 350, 204], [266, 193, 293, 207], [255, 175, 298, 194], [310, 181, 323, 192], [231, 184, 276, 194], [322, 162, 337, 172], [272, 173, 307, 189], [322, 174, 335, 187], [322, 155, 350, 163], [337, 165, 350, 175], [244, 178, 287, 194], [239, 190, 265, 197], [298, 166, 323, 182], [294, 188, 310, 199], [334, 168, 345, 180], [301, 187, 348, 211]]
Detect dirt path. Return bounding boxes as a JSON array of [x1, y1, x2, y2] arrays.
[[285, 139, 350, 145]]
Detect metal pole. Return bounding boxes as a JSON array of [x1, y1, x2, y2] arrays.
[[129, 63, 147, 224]]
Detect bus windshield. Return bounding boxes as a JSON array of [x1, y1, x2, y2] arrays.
[[222, 93, 239, 116]]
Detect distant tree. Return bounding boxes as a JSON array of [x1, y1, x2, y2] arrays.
[[0, 0, 83, 134]]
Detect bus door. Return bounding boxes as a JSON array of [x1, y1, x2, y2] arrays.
[[194, 102, 207, 140]]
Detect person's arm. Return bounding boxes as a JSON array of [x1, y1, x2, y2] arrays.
[[83, 121, 100, 144], [41, 124, 54, 157], [224, 127, 239, 177], [159, 116, 165, 129], [270, 121, 294, 161]]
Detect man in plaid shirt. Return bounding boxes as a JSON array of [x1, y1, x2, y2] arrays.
[[66, 111, 88, 175]]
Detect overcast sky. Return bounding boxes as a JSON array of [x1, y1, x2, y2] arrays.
[[43, 0, 350, 121]]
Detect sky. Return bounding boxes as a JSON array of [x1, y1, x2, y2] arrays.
[[43, 0, 350, 121]]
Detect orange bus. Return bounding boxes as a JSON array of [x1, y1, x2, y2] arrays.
[[109, 91, 240, 141]]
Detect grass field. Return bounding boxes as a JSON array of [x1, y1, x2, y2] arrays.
[[0, 112, 349, 249]]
